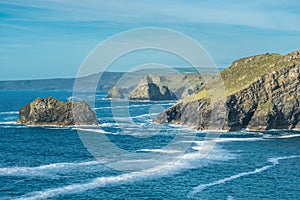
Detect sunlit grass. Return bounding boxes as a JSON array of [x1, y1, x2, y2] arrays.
[[180, 51, 300, 103]]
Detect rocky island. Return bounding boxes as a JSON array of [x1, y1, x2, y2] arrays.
[[155, 50, 300, 131], [17, 97, 98, 126], [107, 86, 124, 99], [128, 75, 177, 101]]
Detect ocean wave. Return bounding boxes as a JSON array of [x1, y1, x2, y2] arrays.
[[73, 127, 107, 134], [15, 144, 233, 200], [137, 149, 182, 154], [211, 137, 263, 143], [0, 121, 17, 125], [0, 160, 105, 177], [0, 125, 27, 129], [177, 138, 263, 151], [276, 134, 300, 139], [188, 155, 300, 198], [0, 111, 18, 115], [263, 134, 300, 139], [98, 122, 118, 127]]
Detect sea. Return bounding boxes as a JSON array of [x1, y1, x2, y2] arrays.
[[0, 91, 300, 200]]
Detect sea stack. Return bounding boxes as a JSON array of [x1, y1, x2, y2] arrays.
[[17, 97, 98, 126], [107, 86, 124, 99], [128, 75, 177, 101]]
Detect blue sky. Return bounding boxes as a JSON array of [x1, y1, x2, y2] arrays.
[[1, 0, 300, 80]]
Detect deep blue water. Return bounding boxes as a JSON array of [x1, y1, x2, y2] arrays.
[[0, 91, 300, 199]]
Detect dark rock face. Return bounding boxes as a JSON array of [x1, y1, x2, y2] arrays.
[[18, 97, 98, 126], [107, 86, 124, 99], [155, 60, 300, 131], [227, 61, 300, 131], [128, 76, 177, 101]]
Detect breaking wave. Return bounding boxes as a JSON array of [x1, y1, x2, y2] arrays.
[[188, 155, 300, 198]]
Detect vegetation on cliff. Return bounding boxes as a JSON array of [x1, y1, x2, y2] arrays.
[[155, 50, 300, 131]]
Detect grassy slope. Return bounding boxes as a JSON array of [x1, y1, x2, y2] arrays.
[[181, 50, 300, 103]]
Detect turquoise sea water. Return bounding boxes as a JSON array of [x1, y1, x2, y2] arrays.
[[0, 91, 300, 199]]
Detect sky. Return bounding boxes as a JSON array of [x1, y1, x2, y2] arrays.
[[1, 0, 300, 80]]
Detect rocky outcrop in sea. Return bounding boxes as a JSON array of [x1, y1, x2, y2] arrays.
[[17, 97, 98, 126], [128, 75, 177, 101], [107, 86, 124, 99]]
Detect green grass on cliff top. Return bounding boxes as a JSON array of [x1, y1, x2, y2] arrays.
[[181, 50, 300, 103]]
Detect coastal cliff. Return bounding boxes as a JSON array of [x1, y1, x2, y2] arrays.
[[155, 50, 300, 131], [18, 97, 98, 126]]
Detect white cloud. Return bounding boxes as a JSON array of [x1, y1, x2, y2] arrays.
[[1, 0, 300, 31]]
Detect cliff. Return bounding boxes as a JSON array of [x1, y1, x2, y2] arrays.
[[17, 97, 98, 126], [155, 50, 300, 131]]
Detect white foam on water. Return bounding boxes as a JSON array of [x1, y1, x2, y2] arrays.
[[188, 155, 300, 198], [72, 128, 107, 134], [212, 137, 263, 143], [0, 160, 104, 177], [137, 149, 182, 154], [0, 111, 18, 115], [15, 144, 233, 200], [0, 121, 16, 125], [278, 134, 300, 139], [263, 134, 300, 139], [4, 116, 18, 121], [45, 127, 71, 130], [181, 137, 263, 148], [99, 122, 118, 127], [0, 125, 27, 129], [220, 131, 264, 136]]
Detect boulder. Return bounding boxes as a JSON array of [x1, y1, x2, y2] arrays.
[[17, 97, 98, 126]]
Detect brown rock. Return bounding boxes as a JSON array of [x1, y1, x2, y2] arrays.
[[17, 97, 98, 126]]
